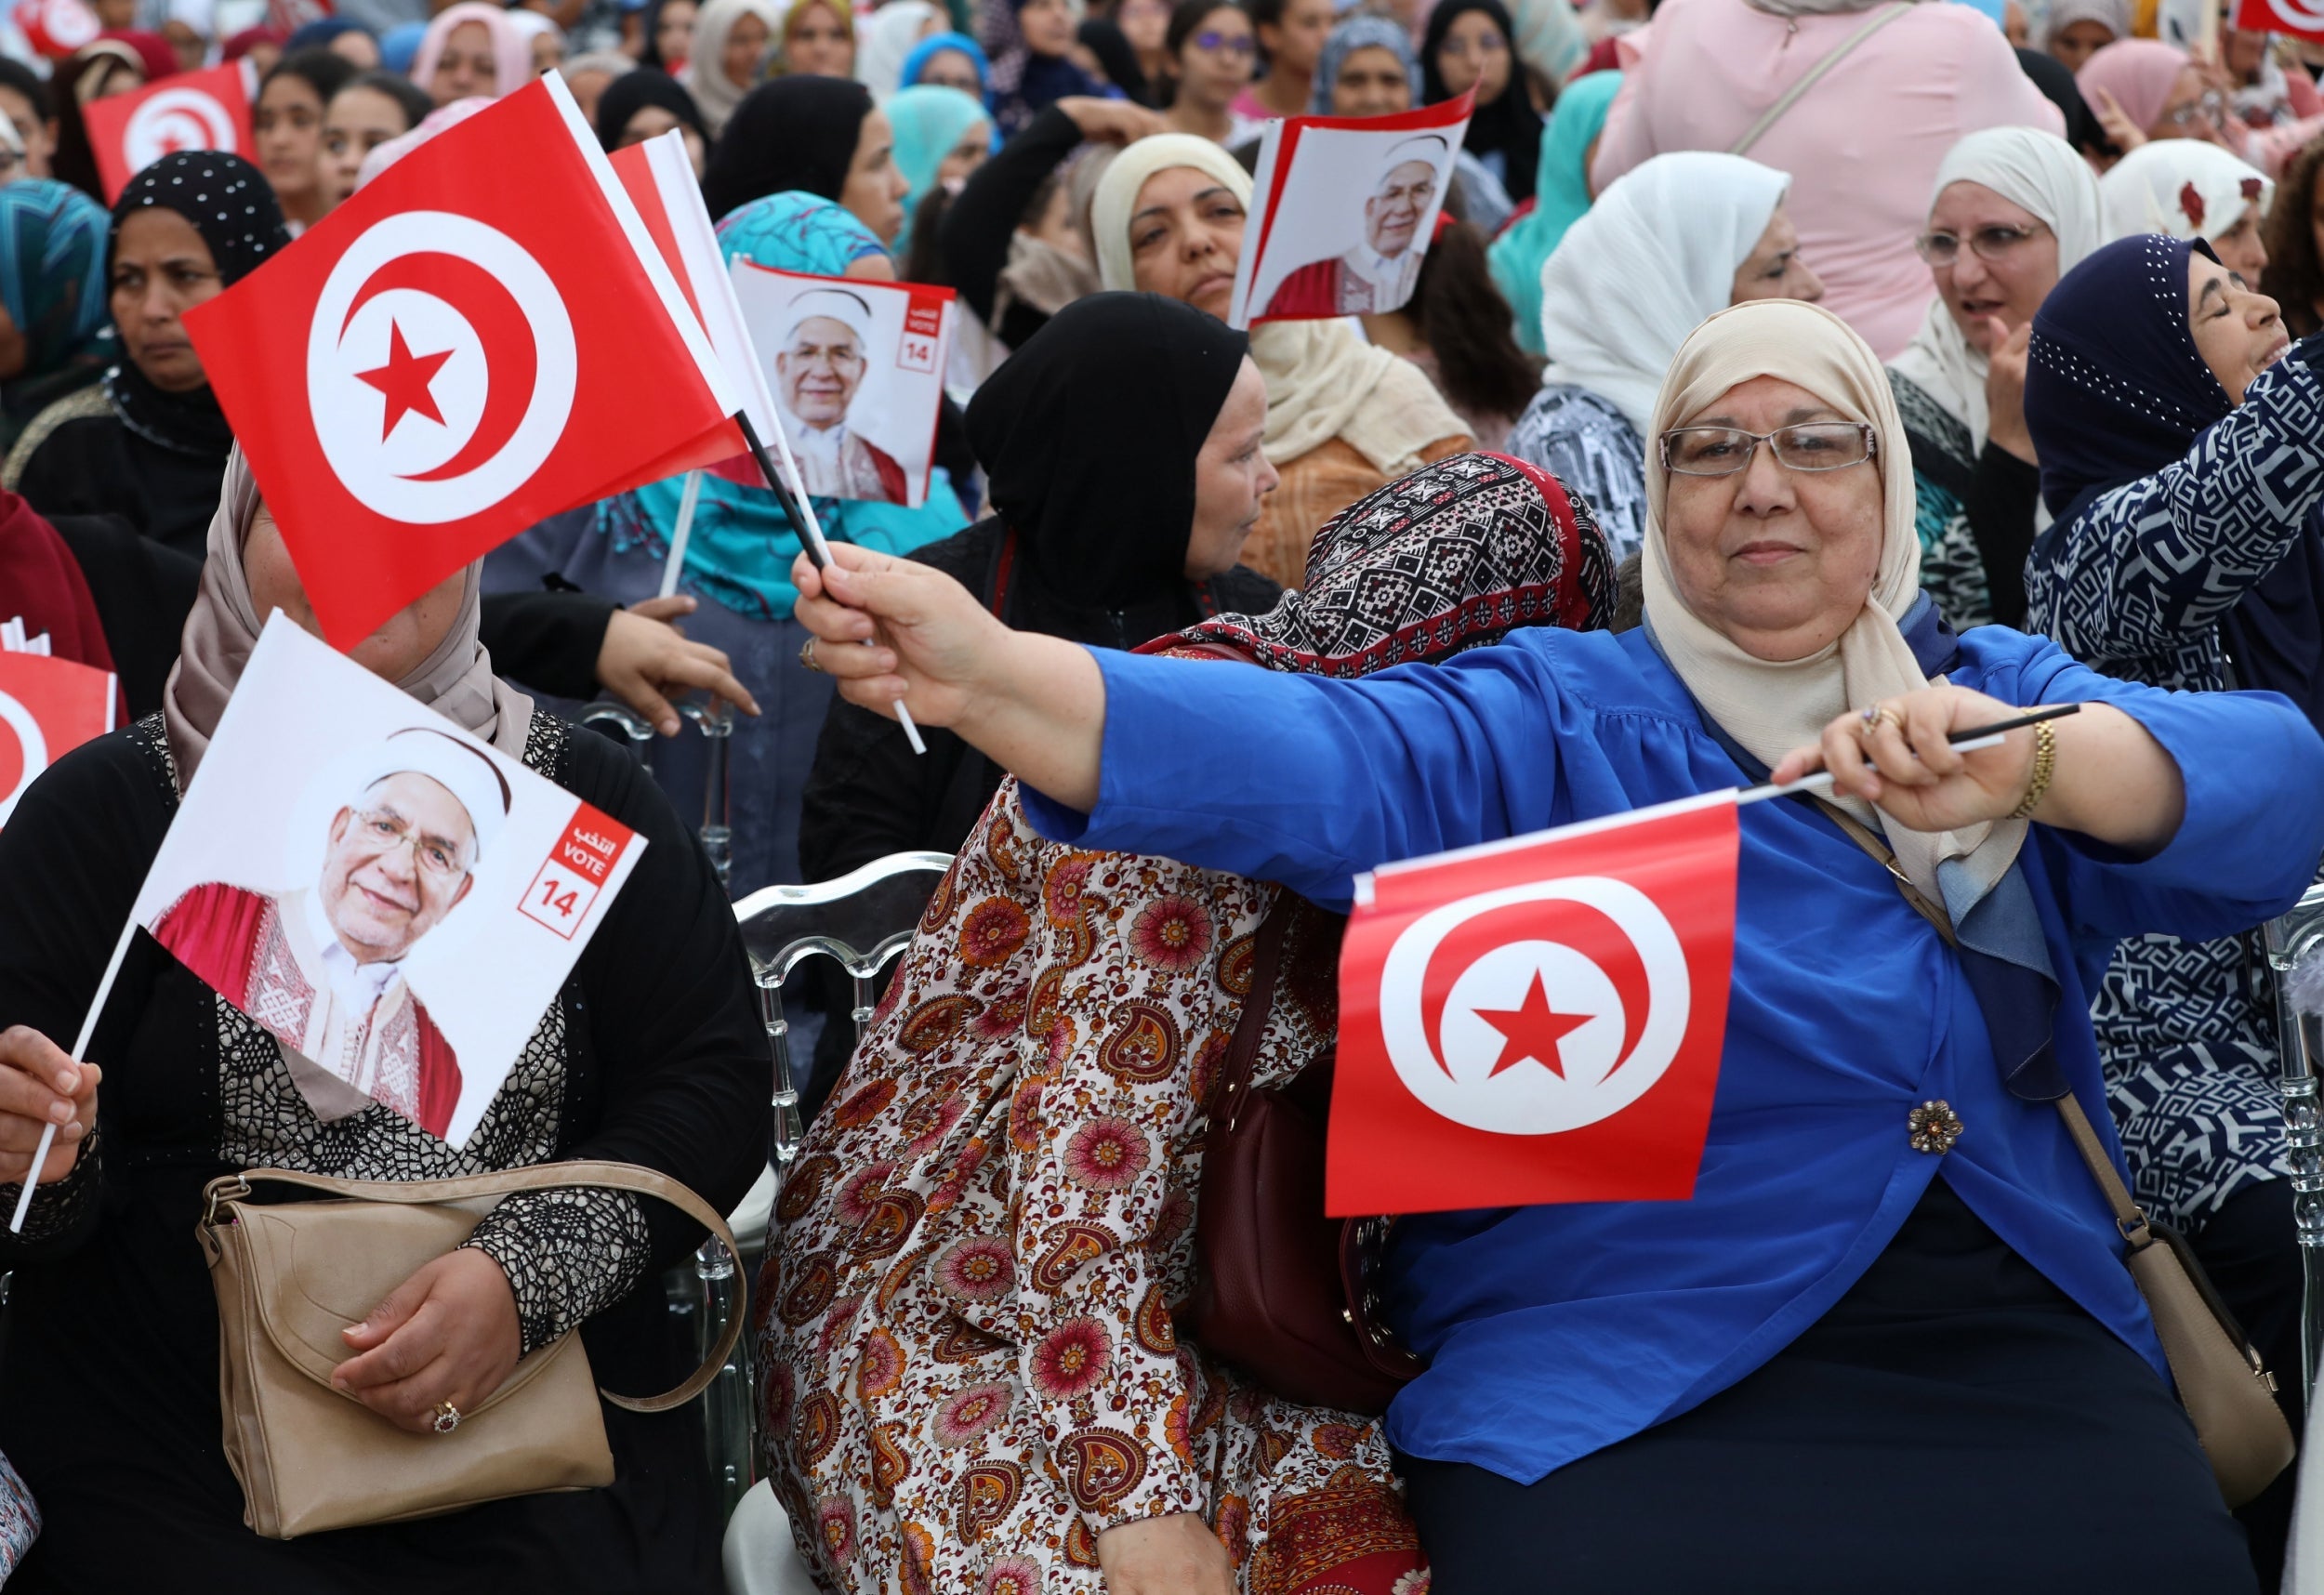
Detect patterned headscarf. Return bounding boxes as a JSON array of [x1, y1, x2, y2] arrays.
[[1165, 452, 1615, 671], [981, 0, 1096, 136], [106, 152, 289, 460], [715, 188, 889, 272], [1310, 15, 1417, 113], [0, 178, 112, 385]]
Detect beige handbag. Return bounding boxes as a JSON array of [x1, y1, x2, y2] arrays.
[[199, 1159, 746, 1540], [1825, 803, 2296, 1507]]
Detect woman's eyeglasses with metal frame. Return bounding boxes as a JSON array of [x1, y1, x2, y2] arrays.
[[1914, 221, 2051, 268], [1658, 423, 1879, 477]]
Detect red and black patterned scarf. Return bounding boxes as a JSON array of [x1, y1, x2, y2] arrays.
[[1149, 451, 1617, 677]]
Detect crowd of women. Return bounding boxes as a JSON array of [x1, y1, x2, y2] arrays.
[[3, 0, 2324, 1588]]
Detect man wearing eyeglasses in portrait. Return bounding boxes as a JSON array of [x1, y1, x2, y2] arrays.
[[151, 729, 509, 1139], [1261, 134, 1447, 318]]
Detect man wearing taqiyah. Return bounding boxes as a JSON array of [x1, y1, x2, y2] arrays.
[[1262, 135, 1446, 318], [775, 286, 909, 504], [152, 727, 509, 1139]]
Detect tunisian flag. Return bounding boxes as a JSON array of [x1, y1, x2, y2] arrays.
[[0, 652, 115, 827], [2234, 0, 2324, 40], [84, 61, 257, 202], [185, 74, 742, 651], [1328, 792, 1739, 1216]]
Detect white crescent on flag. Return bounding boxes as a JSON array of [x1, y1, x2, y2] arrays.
[[1376, 873, 1692, 1135], [123, 86, 241, 171], [305, 210, 579, 526]]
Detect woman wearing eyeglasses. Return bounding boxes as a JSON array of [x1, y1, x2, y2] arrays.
[[1888, 127, 2100, 633], [1156, 0, 1256, 145], [2077, 38, 2236, 163], [789, 293, 2317, 1591], [2021, 232, 2324, 1590]]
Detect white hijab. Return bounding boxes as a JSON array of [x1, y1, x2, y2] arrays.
[[2099, 139, 2274, 248], [857, 0, 940, 99], [1537, 152, 1791, 436], [1644, 299, 2025, 903], [683, 0, 786, 135], [1889, 126, 2102, 456], [1091, 135, 1463, 471]]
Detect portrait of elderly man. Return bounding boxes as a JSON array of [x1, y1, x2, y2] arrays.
[[1262, 133, 1448, 319], [774, 285, 909, 505], [151, 727, 510, 1140]]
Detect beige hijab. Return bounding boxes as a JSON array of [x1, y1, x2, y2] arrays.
[[1089, 134, 1465, 473], [1641, 299, 2024, 903], [162, 446, 534, 794]]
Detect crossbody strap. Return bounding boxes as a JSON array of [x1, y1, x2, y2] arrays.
[[1210, 899, 1292, 1136], [1729, 2, 1912, 156], [204, 1159, 746, 1413], [1813, 801, 2157, 1245]]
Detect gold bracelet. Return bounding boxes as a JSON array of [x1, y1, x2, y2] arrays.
[[2007, 719, 2056, 821]]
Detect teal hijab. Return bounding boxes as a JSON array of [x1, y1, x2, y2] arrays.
[[886, 84, 992, 259], [1488, 71, 1621, 358], [596, 191, 971, 620]]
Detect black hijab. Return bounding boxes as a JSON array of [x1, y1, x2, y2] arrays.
[[595, 66, 708, 151], [966, 292, 1248, 609], [701, 76, 874, 222], [1421, 0, 1538, 204], [2014, 47, 2105, 157], [107, 151, 289, 460], [1076, 17, 1150, 105]]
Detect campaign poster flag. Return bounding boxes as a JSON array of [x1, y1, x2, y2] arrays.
[[185, 72, 742, 652], [84, 61, 257, 203], [1228, 93, 1472, 330], [729, 259, 955, 509], [1328, 792, 1737, 1216], [0, 652, 115, 827], [129, 616, 645, 1147], [2233, 0, 2324, 41]]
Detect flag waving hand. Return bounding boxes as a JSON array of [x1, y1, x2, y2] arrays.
[[186, 74, 742, 650], [1329, 793, 1739, 1216]]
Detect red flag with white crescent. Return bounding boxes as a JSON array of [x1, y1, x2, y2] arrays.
[[1327, 792, 1738, 1216], [13, 0, 97, 59], [2233, 0, 2324, 40], [0, 652, 115, 828], [84, 61, 258, 203], [184, 74, 744, 651]]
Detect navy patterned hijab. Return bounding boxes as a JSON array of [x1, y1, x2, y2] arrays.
[[2027, 229, 2324, 730], [2025, 232, 2229, 521]]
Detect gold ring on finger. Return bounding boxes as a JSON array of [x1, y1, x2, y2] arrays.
[[432, 1401, 462, 1435], [798, 636, 823, 675]]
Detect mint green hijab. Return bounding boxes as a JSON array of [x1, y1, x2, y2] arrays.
[[887, 84, 993, 258], [1489, 70, 1621, 358]]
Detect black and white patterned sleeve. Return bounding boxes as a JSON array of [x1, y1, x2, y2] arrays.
[[2026, 351, 2324, 663], [463, 1188, 654, 1355]]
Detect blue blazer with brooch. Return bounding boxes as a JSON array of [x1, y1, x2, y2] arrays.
[[1023, 622, 2324, 1485]]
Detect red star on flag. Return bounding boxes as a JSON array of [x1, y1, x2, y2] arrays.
[[355, 320, 454, 441], [1473, 971, 1591, 1078]]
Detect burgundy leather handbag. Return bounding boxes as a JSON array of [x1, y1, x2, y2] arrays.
[[1182, 900, 1423, 1416]]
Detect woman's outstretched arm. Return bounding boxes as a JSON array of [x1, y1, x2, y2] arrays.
[[793, 544, 1109, 811]]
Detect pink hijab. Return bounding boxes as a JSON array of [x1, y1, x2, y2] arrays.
[[2076, 38, 2191, 136], [409, 3, 535, 100]]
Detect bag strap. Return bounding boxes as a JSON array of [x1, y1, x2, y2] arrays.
[[1728, 2, 1912, 156], [1813, 803, 2162, 1249], [205, 1160, 746, 1415], [1211, 899, 1293, 1136]]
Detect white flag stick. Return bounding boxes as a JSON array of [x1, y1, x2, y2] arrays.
[[657, 470, 704, 600], [10, 916, 138, 1233]]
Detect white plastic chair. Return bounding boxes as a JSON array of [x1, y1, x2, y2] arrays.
[[723, 1480, 821, 1595]]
